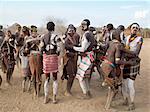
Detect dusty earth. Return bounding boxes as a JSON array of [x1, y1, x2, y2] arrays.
[[0, 38, 150, 112]]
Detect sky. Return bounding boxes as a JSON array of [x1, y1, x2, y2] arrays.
[[0, 0, 150, 28]]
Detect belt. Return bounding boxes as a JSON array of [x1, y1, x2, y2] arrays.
[[104, 59, 115, 68], [30, 51, 41, 54]]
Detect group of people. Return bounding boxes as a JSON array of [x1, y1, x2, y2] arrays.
[[0, 19, 143, 111]]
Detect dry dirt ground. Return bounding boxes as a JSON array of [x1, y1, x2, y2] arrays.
[[0, 38, 150, 112]]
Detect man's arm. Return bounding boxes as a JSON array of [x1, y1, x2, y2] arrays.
[[115, 44, 135, 65], [73, 36, 90, 52], [123, 44, 142, 56]]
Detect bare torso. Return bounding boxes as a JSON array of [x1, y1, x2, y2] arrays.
[[106, 40, 122, 64]]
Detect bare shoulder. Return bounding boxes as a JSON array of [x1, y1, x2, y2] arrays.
[[74, 33, 80, 37], [74, 33, 80, 39]]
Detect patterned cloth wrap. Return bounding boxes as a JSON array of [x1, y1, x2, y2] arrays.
[[21, 56, 31, 77], [43, 53, 58, 74], [76, 51, 94, 81], [123, 57, 140, 80]]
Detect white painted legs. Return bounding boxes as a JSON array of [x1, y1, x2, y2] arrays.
[[44, 78, 58, 104], [79, 79, 87, 94], [128, 79, 135, 103], [78, 78, 91, 99], [122, 78, 135, 110], [53, 80, 58, 95], [44, 79, 50, 98]]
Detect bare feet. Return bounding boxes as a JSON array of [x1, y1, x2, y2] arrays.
[[22, 80, 25, 92], [102, 81, 107, 87], [53, 95, 57, 104], [5, 82, 12, 86], [122, 98, 128, 106], [128, 102, 135, 111], [104, 108, 118, 112], [87, 91, 92, 98], [27, 81, 31, 92], [77, 93, 90, 100], [44, 96, 50, 104], [64, 91, 72, 96]]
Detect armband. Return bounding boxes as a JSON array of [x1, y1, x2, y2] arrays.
[[115, 58, 120, 61]]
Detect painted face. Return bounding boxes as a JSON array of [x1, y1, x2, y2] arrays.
[[130, 24, 139, 35], [17, 27, 21, 32], [21, 31, 26, 38], [31, 32, 37, 38], [7, 31, 11, 38], [81, 21, 88, 31], [67, 28, 75, 37]]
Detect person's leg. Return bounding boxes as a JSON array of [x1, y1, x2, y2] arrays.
[[16, 47, 20, 68], [122, 79, 129, 105], [22, 76, 27, 92], [21, 56, 29, 91], [36, 55, 42, 97], [65, 74, 75, 96], [128, 78, 135, 110], [6, 62, 12, 84], [27, 75, 31, 92], [105, 87, 115, 110], [1, 58, 7, 73], [83, 64, 93, 98], [27, 57, 32, 92], [44, 73, 50, 104], [78, 78, 91, 99], [85, 77, 92, 98], [7, 64, 15, 84], [61, 64, 69, 80], [79, 79, 87, 94], [6, 69, 10, 84], [52, 72, 58, 104]]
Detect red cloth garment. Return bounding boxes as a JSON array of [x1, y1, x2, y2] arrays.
[[43, 53, 58, 74]]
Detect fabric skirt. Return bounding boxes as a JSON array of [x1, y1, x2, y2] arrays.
[[20, 56, 31, 76], [76, 51, 94, 81], [43, 53, 58, 74], [123, 62, 140, 80]]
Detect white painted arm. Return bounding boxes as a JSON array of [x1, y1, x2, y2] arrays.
[[73, 37, 90, 52]]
